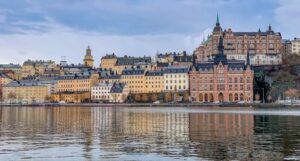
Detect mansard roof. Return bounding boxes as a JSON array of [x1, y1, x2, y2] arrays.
[[174, 53, 193, 62], [122, 68, 145, 75], [102, 53, 117, 59], [116, 56, 151, 66], [164, 66, 189, 74], [110, 83, 126, 93], [145, 70, 163, 76]]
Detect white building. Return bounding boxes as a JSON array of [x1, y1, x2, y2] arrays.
[[163, 66, 189, 92], [292, 38, 300, 55], [91, 82, 113, 102]]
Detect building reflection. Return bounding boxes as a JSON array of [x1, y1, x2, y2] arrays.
[[0, 107, 299, 160]]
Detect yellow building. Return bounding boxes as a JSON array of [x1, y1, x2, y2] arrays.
[[22, 60, 56, 78], [83, 46, 94, 67], [121, 68, 145, 94], [100, 53, 118, 69], [0, 74, 13, 100], [145, 70, 164, 93], [3, 81, 50, 103], [56, 73, 99, 93], [51, 91, 90, 103]]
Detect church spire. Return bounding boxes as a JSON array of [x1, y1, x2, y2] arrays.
[[246, 50, 250, 66], [217, 12, 220, 25]]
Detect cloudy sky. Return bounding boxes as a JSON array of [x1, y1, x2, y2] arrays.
[[0, 0, 299, 65]]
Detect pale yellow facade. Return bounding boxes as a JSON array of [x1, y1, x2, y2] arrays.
[[145, 75, 164, 93], [51, 92, 90, 103], [3, 84, 50, 103], [56, 74, 99, 93], [121, 74, 145, 94]]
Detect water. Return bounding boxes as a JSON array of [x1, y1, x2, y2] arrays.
[[1, 106, 300, 160]]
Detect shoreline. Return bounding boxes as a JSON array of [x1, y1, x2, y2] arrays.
[[0, 103, 299, 108]]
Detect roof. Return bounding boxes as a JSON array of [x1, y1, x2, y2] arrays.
[[93, 82, 113, 87], [116, 56, 151, 66], [122, 68, 145, 75], [57, 74, 91, 80], [174, 54, 193, 62], [156, 62, 169, 67], [102, 53, 117, 59], [0, 63, 21, 69], [164, 66, 189, 74], [110, 83, 126, 93], [5, 81, 47, 87], [145, 70, 163, 76]]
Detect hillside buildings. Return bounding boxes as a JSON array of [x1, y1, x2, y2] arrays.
[[195, 14, 282, 66], [164, 66, 189, 92]]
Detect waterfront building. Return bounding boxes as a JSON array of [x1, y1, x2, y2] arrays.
[[100, 54, 151, 74], [83, 46, 94, 67], [195, 14, 282, 66], [291, 38, 300, 55], [51, 91, 90, 103], [2, 81, 50, 103], [190, 36, 254, 103], [163, 66, 189, 92], [0, 64, 22, 80], [109, 83, 129, 103], [91, 82, 113, 102], [56, 73, 98, 93], [145, 70, 164, 93], [21, 60, 56, 78], [0, 74, 13, 100], [121, 67, 145, 94]]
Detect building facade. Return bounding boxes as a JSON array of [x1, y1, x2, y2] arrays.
[[91, 82, 113, 102], [0, 74, 12, 100], [195, 15, 282, 66], [121, 68, 145, 94], [190, 37, 254, 103], [145, 70, 164, 93], [164, 66, 189, 92], [3, 81, 50, 103], [22, 60, 56, 78], [291, 38, 300, 55], [109, 83, 129, 103]]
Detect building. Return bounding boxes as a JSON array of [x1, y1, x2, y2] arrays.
[[0, 64, 22, 80], [109, 83, 129, 103], [195, 14, 282, 66], [22, 60, 56, 77], [121, 67, 145, 94], [56, 73, 99, 93], [172, 51, 195, 67], [163, 66, 189, 92], [83, 46, 94, 67], [190, 36, 254, 103], [3, 81, 50, 103], [91, 82, 113, 102], [51, 91, 90, 103], [0, 74, 13, 100], [145, 70, 164, 93], [100, 54, 151, 74], [291, 38, 300, 55]]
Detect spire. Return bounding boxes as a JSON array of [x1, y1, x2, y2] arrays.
[[218, 36, 224, 55], [217, 12, 220, 25], [86, 46, 92, 56], [246, 50, 250, 66]]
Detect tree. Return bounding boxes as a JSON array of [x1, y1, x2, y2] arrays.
[[164, 92, 172, 102], [134, 94, 141, 102], [44, 95, 51, 103], [142, 93, 148, 102], [151, 94, 158, 102], [183, 92, 190, 102], [7, 92, 16, 100]]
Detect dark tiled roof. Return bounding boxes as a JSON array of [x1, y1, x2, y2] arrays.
[[230, 31, 281, 37], [174, 54, 193, 62], [164, 66, 189, 74], [0, 63, 21, 69], [110, 83, 126, 93], [156, 62, 169, 67], [145, 70, 163, 76], [116, 56, 151, 66], [122, 68, 145, 75], [102, 53, 117, 59], [196, 62, 214, 70], [5, 81, 47, 87], [57, 74, 91, 80]]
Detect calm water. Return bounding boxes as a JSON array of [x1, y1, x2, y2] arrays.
[[1, 106, 300, 160]]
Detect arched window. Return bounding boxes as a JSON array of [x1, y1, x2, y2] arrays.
[[209, 93, 214, 102], [240, 93, 244, 101], [204, 93, 208, 102], [199, 93, 203, 102], [234, 93, 239, 102]]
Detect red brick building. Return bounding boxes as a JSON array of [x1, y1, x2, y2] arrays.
[[190, 36, 254, 103]]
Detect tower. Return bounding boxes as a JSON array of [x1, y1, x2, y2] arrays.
[[83, 46, 94, 67]]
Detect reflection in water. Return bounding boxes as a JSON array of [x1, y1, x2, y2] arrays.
[[0, 107, 300, 160]]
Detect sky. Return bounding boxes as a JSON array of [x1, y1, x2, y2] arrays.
[[0, 0, 299, 65]]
